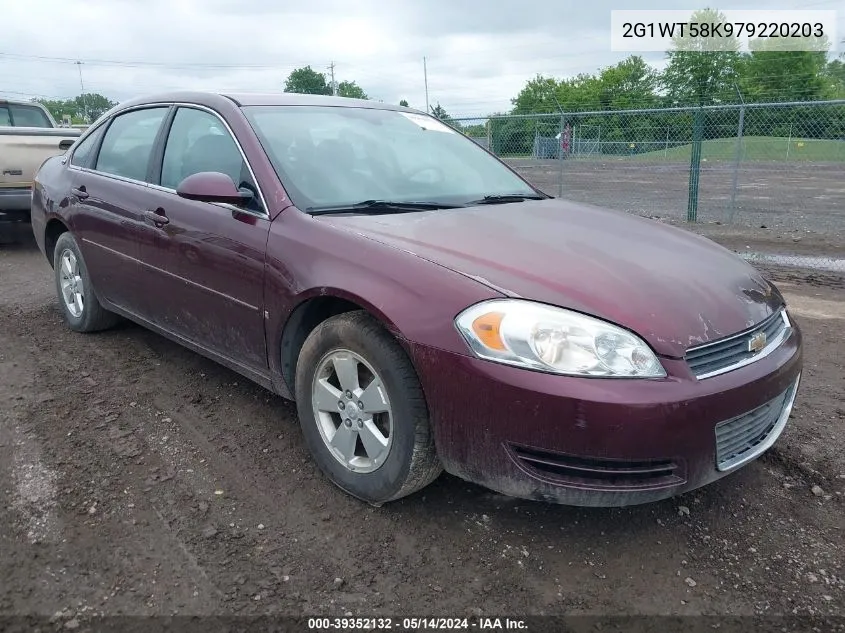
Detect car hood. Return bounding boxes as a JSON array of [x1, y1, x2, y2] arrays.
[[319, 199, 783, 358]]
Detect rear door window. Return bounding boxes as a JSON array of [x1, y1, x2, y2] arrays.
[[8, 105, 53, 128], [0, 106, 10, 126], [95, 108, 168, 182]]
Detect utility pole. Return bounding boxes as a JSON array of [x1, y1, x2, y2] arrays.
[[423, 56, 429, 114], [328, 61, 337, 96], [75, 61, 89, 123]]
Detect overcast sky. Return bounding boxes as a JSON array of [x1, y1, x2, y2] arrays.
[[2, 0, 841, 117]]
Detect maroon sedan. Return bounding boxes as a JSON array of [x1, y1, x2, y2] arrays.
[[31, 92, 802, 507]]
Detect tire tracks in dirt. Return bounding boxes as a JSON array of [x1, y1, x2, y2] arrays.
[[1, 243, 843, 619]]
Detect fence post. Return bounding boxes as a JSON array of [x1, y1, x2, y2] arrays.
[[557, 114, 565, 198], [726, 105, 745, 223], [786, 122, 793, 160], [486, 119, 492, 154], [687, 108, 703, 222]]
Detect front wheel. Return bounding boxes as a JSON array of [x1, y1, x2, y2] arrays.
[[294, 311, 442, 504], [53, 232, 119, 333]]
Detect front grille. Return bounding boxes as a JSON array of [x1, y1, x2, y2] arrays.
[[715, 377, 800, 471], [686, 309, 790, 379], [509, 444, 684, 490]]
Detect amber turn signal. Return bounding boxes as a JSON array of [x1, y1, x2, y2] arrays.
[[471, 312, 506, 350]]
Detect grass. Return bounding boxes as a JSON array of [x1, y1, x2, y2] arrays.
[[628, 136, 845, 162]]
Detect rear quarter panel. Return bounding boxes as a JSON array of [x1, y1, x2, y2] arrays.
[[31, 155, 74, 259]]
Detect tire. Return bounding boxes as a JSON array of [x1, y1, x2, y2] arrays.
[[53, 232, 120, 333], [294, 311, 442, 504]]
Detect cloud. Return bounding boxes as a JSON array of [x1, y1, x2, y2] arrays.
[[2, 0, 840, 117]]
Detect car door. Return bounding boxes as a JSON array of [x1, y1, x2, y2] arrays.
[[136, 105, 271, 373], [67, 106, 170, 312]]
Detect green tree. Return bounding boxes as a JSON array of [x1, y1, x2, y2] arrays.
[[511, 75, 560, 114], [283, 66, 369, 99], [461, 123, 487, 137], [596, 56, 658, 110], [661, 8, 741, 106], [826, 57, 845, 98], [336, 80, 368, 99], [399, 99, 409, 107], [430, 102, 452, 122], [36, 93, 115, 123], [738, 37, 830, 102], [827, 56, 845, 84], [284, 66, 332, 95], [74, 93, 116, 120], [510, 57, 657, 116], [35, 98, 75, 122]]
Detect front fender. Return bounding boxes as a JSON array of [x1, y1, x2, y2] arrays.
[[263, 209, 501, 397]]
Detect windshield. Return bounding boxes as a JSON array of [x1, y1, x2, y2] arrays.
[[242, 106, 538, 210]]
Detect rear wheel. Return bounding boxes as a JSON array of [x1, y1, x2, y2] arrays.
[[294, 311, 442, 504], [53, 232, 119, 333]]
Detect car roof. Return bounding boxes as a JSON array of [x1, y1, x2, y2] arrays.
[[1, 98, 47, 106], [113, 91, 413, 112]]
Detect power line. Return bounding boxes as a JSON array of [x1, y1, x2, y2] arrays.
[[2, 67, 833, 89], [0, 51, 290, 69], [0, 88, 62, 97], [3, 48, 841, 94], [3, 48, 840, 119], [0, 45, 648, 75]]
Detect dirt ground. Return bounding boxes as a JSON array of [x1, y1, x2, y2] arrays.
[[1, 232, 843, 626], [507, 159, 845, 238]]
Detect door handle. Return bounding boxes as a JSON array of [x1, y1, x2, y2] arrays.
[[70, 186, 89, 200], [144, 209, 170, 226]]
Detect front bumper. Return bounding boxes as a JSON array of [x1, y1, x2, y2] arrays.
[[409, 319, 803, 507]]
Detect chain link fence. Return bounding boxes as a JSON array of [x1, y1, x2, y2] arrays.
[[452, 101, 845, 274]]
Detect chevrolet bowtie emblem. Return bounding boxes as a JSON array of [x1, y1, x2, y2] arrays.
[[748, 331, 767, 353]]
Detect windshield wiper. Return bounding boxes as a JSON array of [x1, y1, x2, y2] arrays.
[[307, 199, 463, 216], [467, 194, 548, 206]]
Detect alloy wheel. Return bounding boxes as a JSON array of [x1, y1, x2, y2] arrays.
[[311, 349, 393, 473], [59, 249, 84, 318]]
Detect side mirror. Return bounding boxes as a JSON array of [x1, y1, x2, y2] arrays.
[[176, 172, 253, 207]]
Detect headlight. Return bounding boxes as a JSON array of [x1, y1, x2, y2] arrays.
[[455, 299, 665, 378]]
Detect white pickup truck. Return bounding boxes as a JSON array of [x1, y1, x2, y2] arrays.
[[1, 99, 82, 231]]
